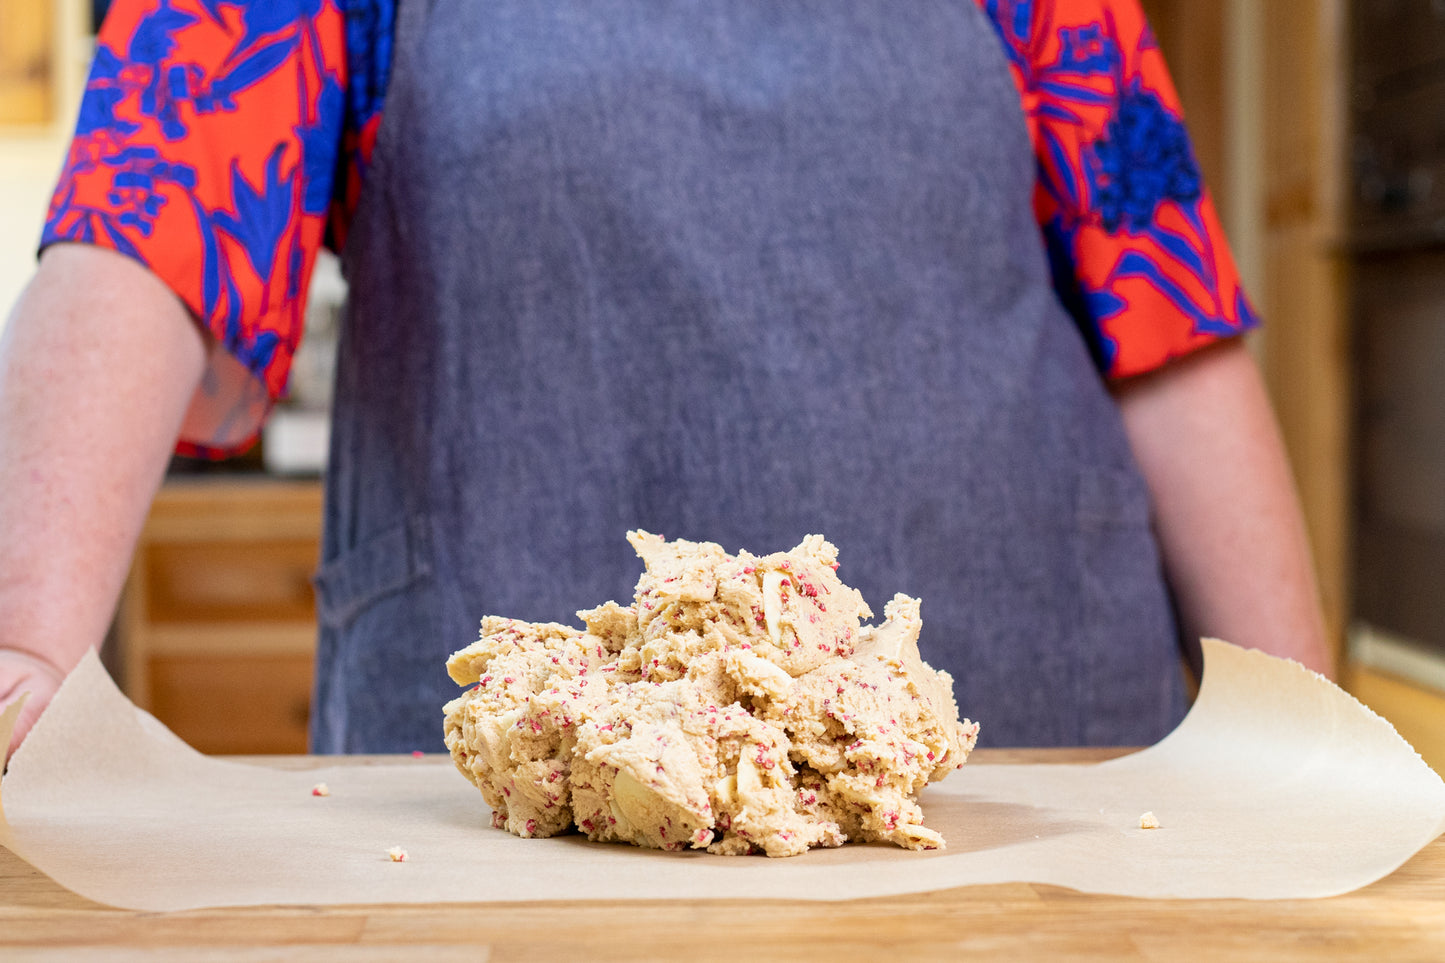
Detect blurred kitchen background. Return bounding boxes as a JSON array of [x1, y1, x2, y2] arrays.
[[3, 1, 1444, 766]]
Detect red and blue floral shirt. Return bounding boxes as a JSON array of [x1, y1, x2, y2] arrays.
[[43, 0, 1258, 455]]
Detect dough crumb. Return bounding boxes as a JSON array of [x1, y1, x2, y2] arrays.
[[311, 782, 330, 797], [1139, 811, 1160, 830], [444, 532, 979, 857], [386, 846, 409, 862]]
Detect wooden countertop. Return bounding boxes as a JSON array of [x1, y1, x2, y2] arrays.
[[3, 748, 1443, 961]]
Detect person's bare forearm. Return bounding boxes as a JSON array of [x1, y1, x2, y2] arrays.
[[0, 244, 206, 750], [1114, 339, 1333, 677]]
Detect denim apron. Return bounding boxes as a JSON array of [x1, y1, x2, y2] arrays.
[[312, 0, 1188, 751]]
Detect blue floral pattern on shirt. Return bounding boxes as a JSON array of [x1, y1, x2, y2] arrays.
[[1089, 81, 1201, 233]]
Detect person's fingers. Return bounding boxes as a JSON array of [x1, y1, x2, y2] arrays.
[[1, 651, 67, 762], [6, 685, 52, 760]]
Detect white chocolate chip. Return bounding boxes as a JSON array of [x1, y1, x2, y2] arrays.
[[761, 570, 784, 646]]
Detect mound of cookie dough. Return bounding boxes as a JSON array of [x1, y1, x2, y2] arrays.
[[443, 532, 979, 857]]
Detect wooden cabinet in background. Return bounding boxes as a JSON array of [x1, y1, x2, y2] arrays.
[[118, 479, 324, 754]]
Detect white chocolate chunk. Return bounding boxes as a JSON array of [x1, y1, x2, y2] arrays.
[[762, 569, 784, 647]]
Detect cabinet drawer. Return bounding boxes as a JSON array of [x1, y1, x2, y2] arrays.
[[141, 540, 318, 624], [120, 479, 325, 753], [148, 654, 314, 755]]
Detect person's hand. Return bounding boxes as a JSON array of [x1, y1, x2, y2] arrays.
[[1, 648, 67, 763]]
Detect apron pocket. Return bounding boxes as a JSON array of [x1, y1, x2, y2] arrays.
[[1072, 466, 1187, 745], [312, 516, 433, 630]]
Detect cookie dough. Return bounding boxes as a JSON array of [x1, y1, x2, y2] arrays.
[[443, 532, 979, 857]]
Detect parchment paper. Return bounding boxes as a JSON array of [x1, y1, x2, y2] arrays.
[[2, 639, 1443, 910]]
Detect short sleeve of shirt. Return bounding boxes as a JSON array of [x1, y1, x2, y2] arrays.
[[41, 0, 350, 456], [981, 0, 1259, 378]]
